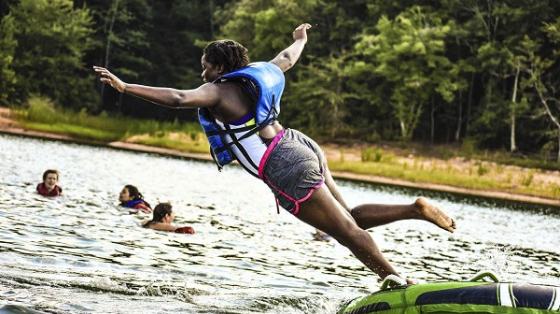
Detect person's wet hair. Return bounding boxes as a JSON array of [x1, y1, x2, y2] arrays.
[[122, 184, 151, 208], [203, 40, 250, 73], [143, 203, 172, 228], [42, 169, 59, 181]]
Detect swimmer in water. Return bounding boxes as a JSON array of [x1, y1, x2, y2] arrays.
[[142, 203, 195, 234], [119, 184, 152, 214], [36, 169, 62, 197]]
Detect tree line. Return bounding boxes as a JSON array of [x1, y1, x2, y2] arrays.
[[1, 0, 560, 161]]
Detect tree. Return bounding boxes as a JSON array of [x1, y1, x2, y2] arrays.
[[283, 54, 353, 138], [353, 6, 461, 140], [473, 1, 546, 152], [84, 0, 152, 79], [216, 0, 318, 61], [0, 14, 17, 105], [0, 0, 17, 18], [527, 19, 560, 162], [82, 0, 218, 117], [9, 0, 96, 108], [450, 0, 559, 153]]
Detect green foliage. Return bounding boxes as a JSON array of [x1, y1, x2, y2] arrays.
[[15, 95, 202, 142], [521, 171, 534, 187], [216, 0, 318, 60], [551, 183, 560, 198], [352, 6, 462, 140], [361, 147, 378, 162], [328, 157, 558, 199], [283, 54, 353, 136], [88, 0, 152, 79], [146, 1, 214, 88], [461, 138, 477, 157], [361, 147, 374, 162], [361, 147, 394, 163], [0, 14, 17, 105], [129, 135, 209, 154], [1, 0, 560, 166], [8, 0, 96, 108], [476, 161, 489, 176], [25, 95, 58, 123]]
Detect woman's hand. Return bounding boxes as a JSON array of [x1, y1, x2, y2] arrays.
[[292, 23, 312, 43], [93, 66, 127, 93]]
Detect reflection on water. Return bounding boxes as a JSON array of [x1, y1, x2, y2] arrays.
[[0, 134, 559, 313]]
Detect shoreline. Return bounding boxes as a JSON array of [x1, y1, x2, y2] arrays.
[[1, 126, 559, 209]]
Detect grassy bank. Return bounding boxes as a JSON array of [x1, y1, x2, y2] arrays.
[[329, 156, 560, 200], [12, 96, 209, 153], [7, 97, 560, 201]]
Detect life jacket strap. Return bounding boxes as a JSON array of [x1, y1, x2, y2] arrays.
[[204, 124, 255, 136], [212, 118, 275, 155]]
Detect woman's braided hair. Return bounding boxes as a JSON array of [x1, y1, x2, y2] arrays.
[[203, 40, 250, 73]]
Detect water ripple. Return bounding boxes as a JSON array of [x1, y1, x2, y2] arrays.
[[0, 134, 559, 313]]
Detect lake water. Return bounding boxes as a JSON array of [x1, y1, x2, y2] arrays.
[[0, 133, 558, 313]]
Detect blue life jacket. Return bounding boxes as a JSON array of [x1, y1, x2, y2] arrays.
[[122, 199, 144, 208], [198, 62, 285, 170]]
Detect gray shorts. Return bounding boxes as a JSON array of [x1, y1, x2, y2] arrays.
[[258, 129, 325, 215]]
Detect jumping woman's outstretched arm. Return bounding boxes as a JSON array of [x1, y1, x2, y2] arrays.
[[93, 66, 220, 109], [270, 23, 311, 72]]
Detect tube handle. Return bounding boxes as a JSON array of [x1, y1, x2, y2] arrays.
[[380, 275, 408, 289], [469, 271, 500, 282]]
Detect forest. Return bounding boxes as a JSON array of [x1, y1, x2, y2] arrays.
[[1, 0, 560, 162]]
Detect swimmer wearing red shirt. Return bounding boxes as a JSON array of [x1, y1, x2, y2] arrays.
[[36, 169, 62, 197]]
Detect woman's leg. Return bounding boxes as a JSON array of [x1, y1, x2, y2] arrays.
[[322, 161, 455, 232], [323, 165, 351, 211], [296, 185, 400, 279], [351, 198, 456, 232]]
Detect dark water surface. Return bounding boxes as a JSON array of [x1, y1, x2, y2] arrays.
[[0, 134, 558, 313]]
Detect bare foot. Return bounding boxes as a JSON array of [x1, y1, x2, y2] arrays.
[[414, 197, 456, 233]]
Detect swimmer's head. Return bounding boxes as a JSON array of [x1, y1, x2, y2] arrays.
[[119, 184, 142, 203], [201, 40, 249, 82], [152, 203, 174, 224], [42, 169, 59, 189]]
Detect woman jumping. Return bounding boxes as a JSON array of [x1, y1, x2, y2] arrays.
[[94, 23, 455, 283]]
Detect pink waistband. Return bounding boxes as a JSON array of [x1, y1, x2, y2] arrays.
[[258, 129, 286, 179], [263, 175, 324, 216]]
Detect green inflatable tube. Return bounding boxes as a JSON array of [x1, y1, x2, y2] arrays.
[[338, 273, 560, 314]]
